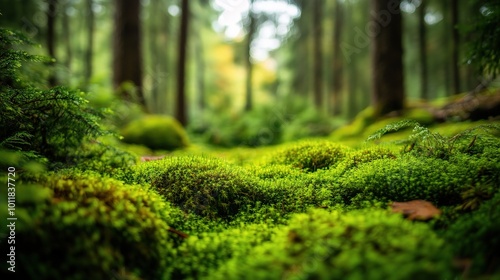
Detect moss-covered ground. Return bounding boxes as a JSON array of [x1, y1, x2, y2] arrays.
[[2, 112, 499, 280]]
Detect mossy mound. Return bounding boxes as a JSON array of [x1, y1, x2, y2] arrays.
[[270, 140, 349, 172], [11, 175, 180, 279], [446, 192, 500, 276], [133, 156, 261, 219], [337, 147, 397, 173], [337, 156, 472, 206], [172, 224, 277, 279], [121, 115, 189, 151], [210, 209, 454, 280]]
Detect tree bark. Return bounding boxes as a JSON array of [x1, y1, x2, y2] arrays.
[[331, 0, 344, 115], [113, 0, 145, 107], [419, 0, 428, 100], [312, 0, 323, 110], [176, 0, 189, 125], [46, 0, 57, 86], [244, 0, 256, 112], [370, 0, 405, 117], [84, 0, 95, 87], [450, 0, 460, 94], [62, 0, 72, 72]]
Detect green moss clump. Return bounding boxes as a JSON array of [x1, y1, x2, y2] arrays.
[[10, 175, 181, 279], [210, 209, 454, 280], [271, 140, 349, 172], [132, 156, 261, 219], [337, 156, 473, 206], [121, 115, 189, 151], [172, 224, 277, 279], [338, 147, 397, 173], [445, 192, 500, 276]]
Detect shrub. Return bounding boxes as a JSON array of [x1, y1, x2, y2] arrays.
[[121, 115, 189, 151], [3, 175, 182, 279], [445, 191, 500, 276], [0, 28, 107, 163], [130, 156, 261, 219], [270, 140, 349, 172], [209, 209, 454, 280]]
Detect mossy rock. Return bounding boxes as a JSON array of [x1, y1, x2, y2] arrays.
[[270, 140, 349, 172], [133, 156, 261, 220], [210, 209, 454, 280], [9, 175, 181, 279], [121, 115, 189, 151]]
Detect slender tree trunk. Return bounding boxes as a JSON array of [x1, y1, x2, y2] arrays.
[[46, 0, 57, 86], [451, 0, 460, 94], [62, 0, 72, 71], [312, 0, 323, 110], [176, 0, 189, 125], [370, 0, 405, 117], [149, 0, 160, 113], [113, 0, 145, 107], [441, 0, 452, 97], [419, 0, 428, 100], [84, 0, 94, 87], [195, 30, 206, 111], [331, 0, 344, 115], [244, 0, 256, 112]]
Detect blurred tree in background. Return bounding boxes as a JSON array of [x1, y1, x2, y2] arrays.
[[0, 0, 498, 146]]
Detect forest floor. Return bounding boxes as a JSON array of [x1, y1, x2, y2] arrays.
[[3, 93, 500, 280]]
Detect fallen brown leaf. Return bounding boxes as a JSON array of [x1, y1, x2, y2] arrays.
[[140, 155, 166, 162], [391, 200, 442, 221]]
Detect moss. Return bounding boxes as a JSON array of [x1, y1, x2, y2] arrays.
[[132, 156, 261, 220], [337, 147, 397, 173], [209, 209, 454, 280], [7, 175, 181, 279], [270, 140, 349, 172], [445, 192, 500, 276], [337, 155, 473, 206], [121, 115, 189, 151], [172, 224, 277, 279]]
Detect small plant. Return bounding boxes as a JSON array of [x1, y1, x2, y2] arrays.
[[367, 120, 500, 159]]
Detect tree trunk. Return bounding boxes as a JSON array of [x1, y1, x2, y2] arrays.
[[244, 0, 256, 112], [176, 0, 189, 126], [46, 0, 57, 86], [195, 30, 206, 111], [451, 0, 460, 94], [419, 0, 428, 100], [84, 0, 95, 87], [331, 0, 344, 115], [312, 0, 323, 110], [62, 0, 72, 72], [113, 0, 145, 107], [149, 0, 160, 113], [370, 0, 405, 117]]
